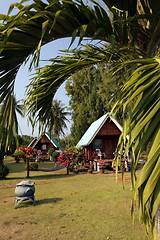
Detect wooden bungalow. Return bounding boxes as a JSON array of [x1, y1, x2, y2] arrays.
[[77, 113, 123, 171], [28, 133, 63, 159]]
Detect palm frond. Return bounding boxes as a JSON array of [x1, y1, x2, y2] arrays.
[[112, 57, 160, 239], [26, 44, 136, 122], [0, 94, 24, 153]]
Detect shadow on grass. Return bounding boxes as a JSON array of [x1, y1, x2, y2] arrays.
[[31, 173, 76, 180], [7, 173, 76, 181], [6, 163, 66, 174], [36, 197, 63, 205], [15, 197, 63, 208]]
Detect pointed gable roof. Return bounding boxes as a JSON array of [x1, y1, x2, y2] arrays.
[[28, 133, 64, 151], [28, 138, 37, 148], [46, 133, 64, 151], [77, 113, 122, 147]]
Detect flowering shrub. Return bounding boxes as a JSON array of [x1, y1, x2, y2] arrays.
[[13, 149, 26, 163], [18, 146, 25, 152], [18, 146, 34, 155], [13, 146, 35, 162], [24, 147, 33, 155], [13, 149, 25, 157], [58, 147, 86, 172]]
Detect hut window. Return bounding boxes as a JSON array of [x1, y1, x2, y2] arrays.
[[93, 139, 102, 149], [42, 144, 46, 150]]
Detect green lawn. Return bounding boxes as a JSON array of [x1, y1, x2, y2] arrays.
[[0, 162, 151, 240]]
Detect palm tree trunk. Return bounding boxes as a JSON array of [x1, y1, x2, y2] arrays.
[[155, 206, 160, 239], [0, 152, 4, 165]]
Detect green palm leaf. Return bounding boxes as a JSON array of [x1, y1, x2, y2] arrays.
[[113, 57, 160, 239], [0, 94, 25, 154], [26, 45, 135, 122]]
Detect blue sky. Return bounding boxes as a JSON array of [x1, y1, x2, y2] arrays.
[[0, 0, 72, 137]]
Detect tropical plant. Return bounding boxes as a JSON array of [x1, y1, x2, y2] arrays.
[[0, 94, 24, 177], [51, 151, 59, 162], [13, 149, 25, 163], [0, 0, 159, 238], [45, 99, 70, 139], [18, 135, 34, 147], [59, 134, 74, 149], [13, 149, 25, 157], [112, 58, 160, 238], [24, 146, 33, 156], [48, 148, 55, 157], [48, 148, 59, 161], [58, 147, 86, 173], [0, 164, 9, 179]]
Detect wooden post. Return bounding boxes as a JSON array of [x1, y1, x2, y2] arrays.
[[66, 163, 70, 174], [66, 157, 70, 175], [26, 157, 30, 178]]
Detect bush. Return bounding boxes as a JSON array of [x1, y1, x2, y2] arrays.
[[13, 149, 25, 157], [48, 148, 55, 156], [0, 164, 9, 179], [58, 147, 86, 172], [13, 149, 25, 163], [48, 148, 59, 162], [52, 151, 60, 161]]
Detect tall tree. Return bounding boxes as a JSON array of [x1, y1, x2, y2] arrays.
[[0, 94, 24, 164], [0, 0, 159, 238], [18, 135, 34, 147], [46, 99, 70, 139]]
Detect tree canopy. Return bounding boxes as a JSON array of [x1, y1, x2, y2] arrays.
[[0, 95, 24, 157], [46, 99, 70, 139]]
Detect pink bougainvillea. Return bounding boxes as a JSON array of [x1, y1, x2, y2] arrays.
[[58, 147, 86, 172], [18, 146, 33, 155], [24, 147, 33, 155]]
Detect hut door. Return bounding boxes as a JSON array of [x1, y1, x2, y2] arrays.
[[104, 137, 117, 159]]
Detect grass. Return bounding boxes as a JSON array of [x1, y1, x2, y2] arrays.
[[0, 161, 151, 240]]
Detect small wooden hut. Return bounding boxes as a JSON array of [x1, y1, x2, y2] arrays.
[[77, 113, 123, 170], [28, 133, 63, 156]]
